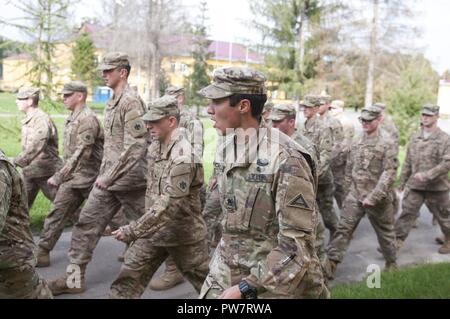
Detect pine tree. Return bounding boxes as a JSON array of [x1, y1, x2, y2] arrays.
[[71, 32, 101, 90], [184, 1, 211, 114]]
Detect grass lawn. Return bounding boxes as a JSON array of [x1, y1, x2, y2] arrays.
[[0, 92, 105, 114], [331, 263, 450, 298]]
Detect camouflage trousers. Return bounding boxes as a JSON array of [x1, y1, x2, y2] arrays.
[[395, 189, 450, 241], [0, 265, 53, 299], [69, 187, 145, 265], [317, 183, 339, 236], [38, 184, 91, 252], [331, 163, 346, 210], [110, 239, 210, 299], [23, 175, 57, 210], [203, 185, 223, 250], [199, 238, 330, 299], [314, 212, 332, 281], [327, 192, 397, 264]]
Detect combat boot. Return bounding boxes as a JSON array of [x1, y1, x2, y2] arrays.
[[48, 264, 87, 296], [438, 235, 450, 254], [435, 235, 445, 245], [149, 261, 184, 291], [36, 247, 50, 268], [384, 261, 398, 271], [326, 259, 339, 280], [395, 239, 404, 252]]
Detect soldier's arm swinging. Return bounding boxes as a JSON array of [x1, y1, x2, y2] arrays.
[[14, 119, 50, 168], [119, 161, 196, 242], [101, 102, 147, 186], [0, 166, 12, 233], [52, 118, 99, 185], [422, 139, 450, 181], [365, 143, 399, 204], [398, 141, 413, 190]]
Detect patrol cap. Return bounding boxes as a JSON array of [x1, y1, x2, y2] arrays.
[[142, 95, 180, 122], [373, 102, 387, 111], [97, 52, 130, 71], [318, 94, 332, 105], [263, 101, 274, 113], [16, 87, 40, 100], [60, 81, 88, 95], [421, 103, 440, 116], [198, 67, 266, 99], [330, 100, 345, 109], [165, 86, 185, 97], [359, 105, 382, 121], [300, 95, 321, 108], [267, 104, 296, 121]]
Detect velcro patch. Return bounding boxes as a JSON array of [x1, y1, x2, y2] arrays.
[[246, 174, 274, 183], [288, 193, 312, 210]]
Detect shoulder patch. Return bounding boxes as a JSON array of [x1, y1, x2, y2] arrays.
[[288, 193, 312, 210]]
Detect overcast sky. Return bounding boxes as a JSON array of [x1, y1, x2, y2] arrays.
[[1, 0, 449, 74]]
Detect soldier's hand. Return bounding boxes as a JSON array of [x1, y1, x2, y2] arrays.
[[47, 177, 59, 188], [362, 198, 375, 208], [219, 285, 242, 299], [208, 177, 218, 191], [112, 228, 127, 242], [95, 177, 110, 190], [413, 172, 426, 183]]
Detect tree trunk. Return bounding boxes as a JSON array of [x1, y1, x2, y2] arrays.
[[364, 0, 379, 108]]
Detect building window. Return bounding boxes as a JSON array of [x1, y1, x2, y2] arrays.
[[171, 63, 176, 73], [180, 63, 189, 73]]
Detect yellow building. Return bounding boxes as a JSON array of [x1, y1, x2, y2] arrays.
[[0, 23, 269, 102]]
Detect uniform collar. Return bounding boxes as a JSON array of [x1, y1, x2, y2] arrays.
[[108, 84, 130, 110], [160, 128, 185, 160], [21, 108, 40, 124], [225, 127, 269, 170], [420, 128, 440, 141], [67, 105, 86, 123]]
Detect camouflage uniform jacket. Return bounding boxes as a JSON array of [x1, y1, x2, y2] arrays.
[[322, 113, 345, 162], [209, 128, 321, 296], [14, 108, 62, 178], [382, 115, 399, 150], [299, 115, 333, 184], [122, 129, 207, 246], [0, 151, 36, 269], [179, 109, 204, 159], [100, 85, 148, 190], [332, 112, 355, 167], [51, 106, 104, 188], [291, 130, 319, 167], [399, 128, 450, 191], [344, 130, 398, 204]]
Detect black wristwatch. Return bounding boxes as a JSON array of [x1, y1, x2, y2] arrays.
[[239, 280, 258, 299]]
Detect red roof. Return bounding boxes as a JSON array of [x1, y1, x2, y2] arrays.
[[80, 23, 264, 64]]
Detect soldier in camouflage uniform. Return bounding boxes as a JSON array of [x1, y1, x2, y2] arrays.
[[394, 104, 450, 254], [48, 52, 148, 295], [299, 96, 337, 238], [327, 106, 398, 277], [198, 67, 329, 299], [147, 86, 206, 291], [0, 149, 53, 299], [329, 100, 355, 209], [268, 104, 331, 281], [373, 103, 399, 150], [109, 96, 210, 298], [13, 87, 62, 209], [373, 103, 401, 217], [35, 81, 104, 267], [317, 94, 343, 220]]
